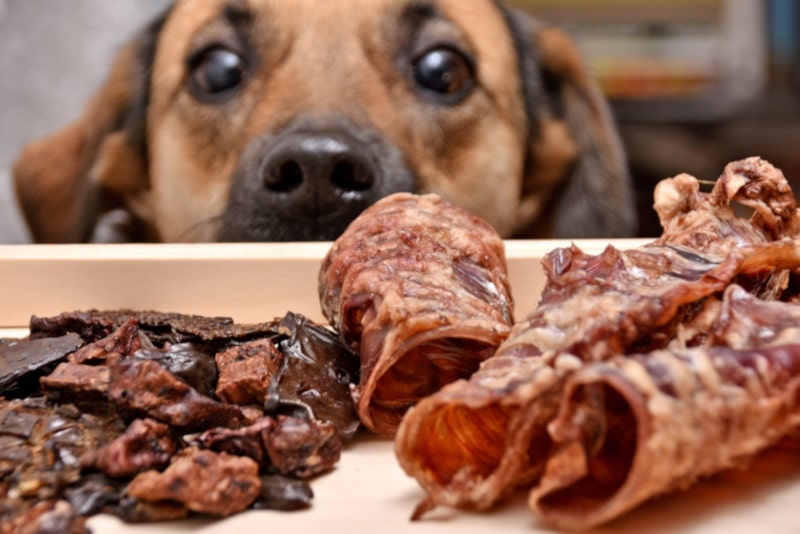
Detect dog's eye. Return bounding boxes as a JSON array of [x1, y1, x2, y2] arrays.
[[189, 47, 247, 100], [412, 47, 474, 101]]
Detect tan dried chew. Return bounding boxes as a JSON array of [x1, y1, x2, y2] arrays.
[[531, 341, 800, 530], [395, 157, 800, 517], [319, 193, 513, 436], [127, 448, 261, 517]]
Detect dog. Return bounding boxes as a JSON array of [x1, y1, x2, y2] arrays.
[[13, 0, 636, 243]]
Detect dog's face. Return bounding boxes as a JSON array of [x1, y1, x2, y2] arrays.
[[14, 0, 635, 243]]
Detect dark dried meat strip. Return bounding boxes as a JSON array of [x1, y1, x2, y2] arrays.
[[530, 342, 800, 530], [29, 309, 280, 346], [319, 193, 513, 436], [0, 334, 83, 397], [126, 448, 261, 517]]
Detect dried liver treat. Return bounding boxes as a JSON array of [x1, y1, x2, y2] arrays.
[[196, 415, 341, 479], [81, 419, 184, 479], [126, 448, 262, 517], [0, 334, 83, 396], [272, 313, 361, 440], [319, 193, 513, 436], [2, 309, 359, 527], [396, 158, 800, 523]]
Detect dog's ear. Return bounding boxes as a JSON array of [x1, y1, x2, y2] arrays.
[[12, 13, 167, 243], [502, 10, 636, 238]]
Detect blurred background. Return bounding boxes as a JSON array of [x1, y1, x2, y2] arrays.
[[0, 0, 798, 242]]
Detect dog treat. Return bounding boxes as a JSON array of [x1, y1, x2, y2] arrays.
[[396, 158, 800, 522], [531, 340, 800, 530], [319, 192, 514, 436], [0, 397, 125, 532], [195, 415, 341, 479], [81, 418, 184, 479], [0, 334, 84, 396], [0, 309, 359, 527], [126, 448, 262, 517]]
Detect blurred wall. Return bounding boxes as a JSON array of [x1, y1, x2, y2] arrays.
[[0, 0, 169, 243]]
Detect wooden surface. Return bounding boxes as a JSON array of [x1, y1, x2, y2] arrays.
[[3, 238, 799, 533], [0, 239, 650, 328]]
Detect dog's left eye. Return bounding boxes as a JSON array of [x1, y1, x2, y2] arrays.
[[412, 47, 474, 102], [188, 47, 248, 100]]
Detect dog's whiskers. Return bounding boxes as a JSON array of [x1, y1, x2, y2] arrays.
[[174, 214, 225, 242]]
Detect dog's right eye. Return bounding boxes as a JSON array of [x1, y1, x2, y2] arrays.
[[188, 47, 248, 101]]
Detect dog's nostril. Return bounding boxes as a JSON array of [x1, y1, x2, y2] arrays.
[[265, 161, 304, 193], [331, 160, 374, 192]]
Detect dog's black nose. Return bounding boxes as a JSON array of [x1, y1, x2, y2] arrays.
[[260, 132, 377, 218], [220, 122, 417, 241]]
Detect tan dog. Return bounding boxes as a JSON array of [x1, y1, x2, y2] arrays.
[[14, 0, 636, 243]]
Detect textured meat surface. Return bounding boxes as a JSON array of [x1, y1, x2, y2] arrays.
[[196, 415, 341, 478], [319, 193, 513, 435], [0, 397, 125, 527], [3, 310, 360, 526], [81, 418, 184, 479], [395, 158, 800, 517], [532, 340, 800, 530], [126, 448, 261, 517]]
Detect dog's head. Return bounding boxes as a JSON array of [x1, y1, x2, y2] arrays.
[[13, 0, 635, 242]]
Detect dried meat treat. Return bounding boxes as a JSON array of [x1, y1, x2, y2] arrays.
[[40, 362, 110, 407], [216, 338, 283, 405], [272, 313, 361, 440], [0, 398, 124, 527], [0, 334, 83, 397], [319, 193, 513, 435], [2, 500, 88, 534], [81, 419, 185, 478], [395, 243, 754, 514], [109, 496, 190, 523], [63, 474, 125, 517], [69, 319, 141, 364], [705, 284, 800, 348], [107, 359, 261, 432], [126, 448, 261, 517], [29, 309, 280, 347], [253, 475, 313, 511], [529, 342, 800, 530], [396, 159, 800, 515], [134, 342, 218, 398], [196, 415, 341, 478], [262, 416, 341, 478]]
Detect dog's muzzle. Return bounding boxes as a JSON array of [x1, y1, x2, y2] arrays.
[[219, 120, 417, 241]]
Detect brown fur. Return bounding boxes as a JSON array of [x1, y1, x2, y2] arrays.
[[14, 0, 635, 242]]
